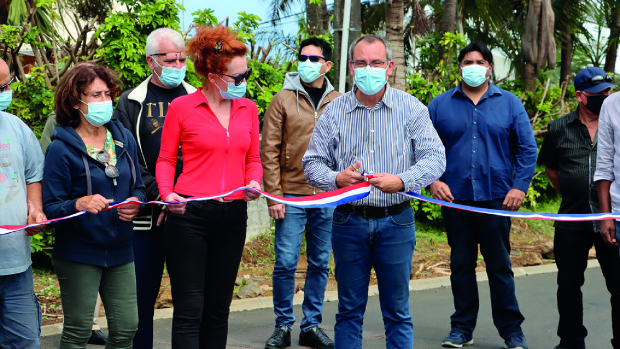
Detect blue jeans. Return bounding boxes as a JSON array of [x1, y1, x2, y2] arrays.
[[442, 199, 525, 339], [331, 206, 416, 349], [0, 265, 42, 349], [273, 194, 334, 332]]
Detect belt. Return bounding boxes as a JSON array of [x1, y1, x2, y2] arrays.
[[338, 201, 411, 218]]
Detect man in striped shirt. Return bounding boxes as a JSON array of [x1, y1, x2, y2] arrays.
[[303, 34, 446, 349]]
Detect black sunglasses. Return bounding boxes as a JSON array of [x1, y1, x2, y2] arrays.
[[96, 150, 119, 180], [221, 67, 252, 86], [577, 74, 614, 90], [0, 75, 16, 93], [298, 54, 326, 63]]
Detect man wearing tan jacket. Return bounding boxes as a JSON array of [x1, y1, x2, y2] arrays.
[[261, 37, 341, 349]]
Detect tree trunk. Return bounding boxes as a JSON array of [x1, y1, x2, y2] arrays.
[[306, 0, 324, 36], [560, 30, 572, 86], [524, 62, 537, 92], [386, 0, 406, 90], [437, 0, 456, 60], [321, 0, 330, 33], [605, 5, 620, 73], [333, 0, 361, 92]]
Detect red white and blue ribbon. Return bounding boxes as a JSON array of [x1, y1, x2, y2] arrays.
[[3, 179, 620, 236], [399, 192, 619, 221], [0, 182, 372, 236]]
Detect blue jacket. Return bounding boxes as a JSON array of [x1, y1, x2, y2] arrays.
[[43, 119, 146, 267]]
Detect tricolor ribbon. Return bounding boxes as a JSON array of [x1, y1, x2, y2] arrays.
[[2, 180, 619, 236], [0, 182, 372, 236]]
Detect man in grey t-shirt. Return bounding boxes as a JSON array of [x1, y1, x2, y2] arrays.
[[0, 57, 47, 349]]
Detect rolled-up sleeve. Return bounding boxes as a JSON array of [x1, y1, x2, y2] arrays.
[[302, 106, 340, 192], [594, 97, 616, 182], [397, 104, 446, 192]]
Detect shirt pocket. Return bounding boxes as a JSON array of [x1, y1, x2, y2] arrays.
[[486, 107, 512, 138]]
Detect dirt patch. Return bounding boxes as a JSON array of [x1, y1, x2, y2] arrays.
[[35, 217, 584, 326]]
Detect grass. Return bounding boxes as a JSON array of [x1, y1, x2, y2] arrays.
[[519, 197, 561, 238]]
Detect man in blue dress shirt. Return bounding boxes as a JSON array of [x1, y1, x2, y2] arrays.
[[428, 42, 537, 349], [303, 34, 446, 349]]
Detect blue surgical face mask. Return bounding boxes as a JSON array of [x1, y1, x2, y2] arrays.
[[153, 59, 186, 88], [354, 66, 387, 95], [79, 100, 113, 127], [298, 60, 326, 83], [0, 90, 12, 110], [216, 75, 247, 100], [461, 64, 489, 87]]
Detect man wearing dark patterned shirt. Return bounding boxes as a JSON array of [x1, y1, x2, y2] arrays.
[[539, 66, 620, 349]]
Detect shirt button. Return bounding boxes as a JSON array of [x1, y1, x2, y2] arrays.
[[472, 165, 475, 168], [286, 157, 290, 160], [371, 130, 375, 132], [473, 180, 476, 182], [370, 150, 374, 153], [473, 151, 476, 153], [474, 122, 477, 124], [473, 136, 476, 139]]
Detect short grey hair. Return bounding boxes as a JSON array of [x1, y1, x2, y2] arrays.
[[145, 28, 185, 56], [348, 35, 393, 62]]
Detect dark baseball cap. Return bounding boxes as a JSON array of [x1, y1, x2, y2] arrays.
[[574, 67, 617, 93]]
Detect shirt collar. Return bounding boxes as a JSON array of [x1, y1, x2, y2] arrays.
[[452, 82, 503, 98], [566, 108, 581, 125], [193, 87, 248, 113], [345, 83, 394, 113]]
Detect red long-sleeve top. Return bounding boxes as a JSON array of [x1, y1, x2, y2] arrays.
[[156, 88, 263, 201]]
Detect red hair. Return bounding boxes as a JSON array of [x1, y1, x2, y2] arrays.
[[187, 26, 248, 83]]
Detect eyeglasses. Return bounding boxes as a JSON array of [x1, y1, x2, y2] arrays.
[[577, 74, 614, 90], [0, 75, 16, 93], [96, 150, 119, 180], [298, 54, 326, 63], [220, 67, 252, 86], [351, 59, 389, 69]]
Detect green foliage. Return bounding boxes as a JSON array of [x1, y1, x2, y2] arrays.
[[184, 60, 203, 88], [407, 32, 465, 104], [0, 24, 22, 49], [7, 67, 54, 138], [191, 8, 218, 27], [95, 0, 184, 88], [233, 12, 261, 45], [410, 187, 443, 223], [245, 60, 286, 125], [29, 228, 55, 254]]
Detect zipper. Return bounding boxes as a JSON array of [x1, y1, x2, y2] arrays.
[[589, 140, 595, 232], [222, 127, 230, 192]]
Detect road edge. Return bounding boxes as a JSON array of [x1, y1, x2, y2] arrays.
[[41, 259, 599, 337]]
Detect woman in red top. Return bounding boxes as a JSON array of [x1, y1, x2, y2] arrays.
[[155, 26, 262, 349]]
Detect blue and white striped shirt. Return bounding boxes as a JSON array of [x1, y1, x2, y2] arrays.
[[302, 84, 446, 207]]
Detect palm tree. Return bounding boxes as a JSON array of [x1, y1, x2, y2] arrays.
[[604, 0, 620, 73], [438, 0, 456, 60], [522, 0, 556, 92], [386, 0, 406, 90]]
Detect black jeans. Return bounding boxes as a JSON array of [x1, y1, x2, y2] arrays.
[[555, 228, 620, 348], [165, 199, 248, 349]]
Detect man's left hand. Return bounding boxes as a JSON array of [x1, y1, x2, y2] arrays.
[[503, 189, 525, 211], [369, 173, 404, 194], [25, 209, 47, 236]]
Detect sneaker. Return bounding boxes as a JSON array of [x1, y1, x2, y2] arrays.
[[87, 329, 107, 345], [265, 326, 291, 349], [505, 333, 528, 349], [442, 330, 474, 348], [299, 327, 334, 349]]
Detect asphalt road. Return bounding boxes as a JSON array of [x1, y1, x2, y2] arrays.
[[41, 267, 616, 348]]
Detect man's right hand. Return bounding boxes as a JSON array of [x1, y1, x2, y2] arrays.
[[336, 161, 365, 188], [429, 180, 454, 202], [268, 204, 286, 220], [601, 219, 618, 246]]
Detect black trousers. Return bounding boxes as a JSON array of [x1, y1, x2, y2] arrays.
[[555, 228, 620, 348], [165, 199, 247, 349]]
